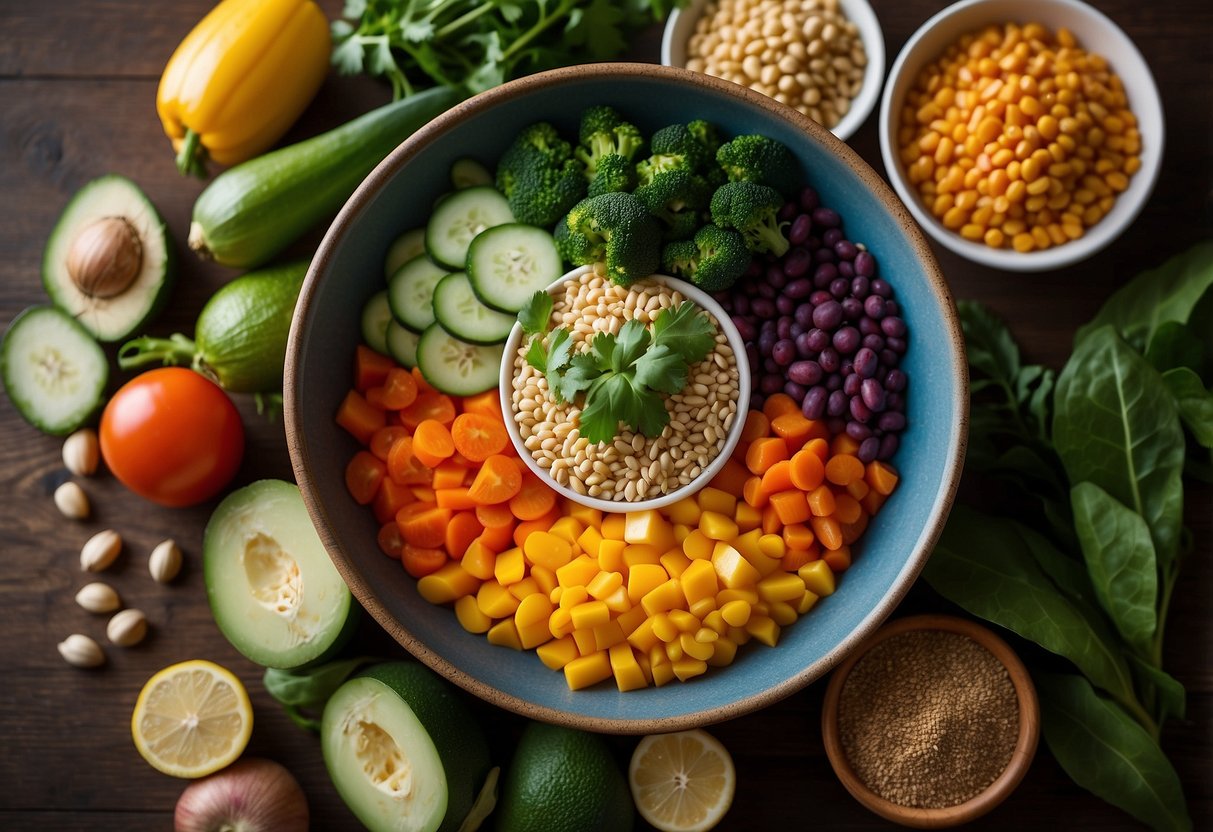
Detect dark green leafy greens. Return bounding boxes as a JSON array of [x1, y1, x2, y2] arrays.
[[927, 242, 1212, 831], [331, 0, 686, 99], [263, 656, 378, 732]]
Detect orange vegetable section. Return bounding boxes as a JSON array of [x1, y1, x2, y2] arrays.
[[338, 347, 898, 692]]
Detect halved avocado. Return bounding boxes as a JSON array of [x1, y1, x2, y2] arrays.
[[204, 479, 357, 669], [43, 174, 175, 342]]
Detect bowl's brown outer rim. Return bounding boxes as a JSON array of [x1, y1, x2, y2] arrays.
[[820, 614, 1041, 827], [285, 61, 970, 735]]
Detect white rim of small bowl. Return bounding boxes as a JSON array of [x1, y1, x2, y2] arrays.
[[878, 0, 1164, 272], [661, 0, 886, 142], [498, 266, 752, 513]]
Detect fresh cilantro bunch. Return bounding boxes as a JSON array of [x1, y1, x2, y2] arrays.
[[332, 0, 687, 99], [517, 291, 716, 443]]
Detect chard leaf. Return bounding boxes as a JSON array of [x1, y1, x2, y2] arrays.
[[1162, 367, 1213, 448], [1016, 521, 1093, 605], [1038, 673, 1192, 832], [1053, 327, 1185, 569], [1144, 320, 1206, 376], [651, 302, 717, 365], [925, 505, 1135, 705], [1126, 654, 1187, 724], [1071, 482, 1158, 651], [632, 344, 687, 394]]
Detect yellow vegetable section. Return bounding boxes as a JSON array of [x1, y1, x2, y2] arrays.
[[156, 0, 330, 176], [414, 398, 900, 692]]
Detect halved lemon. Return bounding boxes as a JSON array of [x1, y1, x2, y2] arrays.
[[131, 659, 253, 778], [629, 728, 736, 832]]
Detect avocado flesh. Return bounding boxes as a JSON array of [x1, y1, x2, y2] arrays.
[[42, 175, 173, 342]]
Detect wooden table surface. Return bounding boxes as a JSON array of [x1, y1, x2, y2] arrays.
[[1, 1, 1209, 829]]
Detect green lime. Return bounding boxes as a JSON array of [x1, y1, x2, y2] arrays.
[[497, 722, 634, 832]]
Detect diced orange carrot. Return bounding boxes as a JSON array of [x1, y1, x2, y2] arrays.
[[803, 437, 830, 462], [370, 425, 410, 462], [809, 515, 843, 551], [742, 475, 767, 509], [770, 412, 825, 449], [780, 545, 820, 571], [759, 459, 794, 497], [762, 393, 800, 422], [450, 451, 479, 468], [377, 522, 404, 559], [401, 391, 456, 430], [782, 523, 816, 550], [833, 492, 863, 525], [825, 453, 865, 486], [373, 477, 416, 524], [461, 389, 503, 419], [413, 419, 456, 468], [744, 437, 789, 475], [396, 503, 452, 549], [432, 460, 467, 490], [478, 522, 517, 553], [436, 487, 478, 511], [336, 389, 386, 445], [380, 367, 419, 410], [761, 503, 783, 535], [846, 478, 870, 500], [861, 490, 888, 516], [411, 366, 436, 395], [823, 544, 852, 572], [468, 455, 523, 505], [364, 386, 388, 410], [345, 451, 386, 505], [445, 510, 484, 558], [355, 345, 396, 392], [789, 448, 825, 491], [831, 433, 861, 456], [806, 484, 836, 517], [450, 412, 510, 463], [769, 490, 811, 525], [402, 544, 447, 579], [410, 485, 436, 503], [841, 512, 870, 545], [509, 474, 558, 521], [387, 436, 432, 485], [866, 460, 900, 495], [708, 457, 751, 496], [476, 502, 515, 529], [740, 410, 770, 444]]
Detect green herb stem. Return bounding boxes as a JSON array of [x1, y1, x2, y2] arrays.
[[434, 0, 495, 39], [500, 0, 578, 61]]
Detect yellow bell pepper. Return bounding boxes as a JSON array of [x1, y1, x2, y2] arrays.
[[157, 0, 330, 176]]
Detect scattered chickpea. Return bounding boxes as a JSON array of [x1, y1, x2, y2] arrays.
[[686, 0, 867, 129], [896, 21, 1140, 253]]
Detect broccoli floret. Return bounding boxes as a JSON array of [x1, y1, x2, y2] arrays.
[[635, 122, 718, 188], [575, 105, 646, 177], [587, 153, 638, 197], [710, 181, 790, 257], [559, 192, 662, 286], [662, 224, 751, 292], [715, 134, 798, 196], [496, 122, 587, 226], [688, 119, 721, 159], [634, 169, 711, 241]]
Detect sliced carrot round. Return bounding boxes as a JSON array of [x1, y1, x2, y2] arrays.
[[345, 451, 386, 505], [451, 412, 510, 463], [370, 425, 410, 462], [401, 544, 447, 578], [467, 455, 523, 505], [380, 367, 419, 410], [413, 419, 456, 468], [401, 391, 456, 430], [509, 474, 557, 521], [377, 522, 404, 559]]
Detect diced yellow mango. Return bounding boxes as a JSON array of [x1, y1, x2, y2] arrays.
[[711, 542, 761, 589], [680, 631, 715, 661], [665, 639, 684, 662], [799, 559, 837, 596], [569, 599, 610, 630], [493, 546, 526, 586], [746, 550, 784, 578], [567, 503, 602, 529], [515, 592, 554, 628], [564, 651, 612, 690], [716, 587, 759, 605], [758, 533, 786, 560], [702, 609, 728, 635], [518, 617, 554, 649], [666, 497, 702, 526], [556, 554, 600, 588], [797, 590, 820, 615], [768, 600, 799, 627], [651, 658, 676, 687], [696, 486, 736, 517], [758, 573, 808, 603], [641, 578, 688, 616], [659, 549, 692, 579], [577, 525, 604, 558], [667, 609, 700, 632], [507, 576, 541, 601], [688, 597, 716, 620], [734, 502, 762, 531], [524, 531, 573, 571], [682, 529, 714, 561], [699, 510, 739, 541], [752, 601, 770, 617], [672, 523, 691, 543], [615, 604, 649, 636], [587, 570, 623, 600], [571, 627, 597, 656], [487, 618, 522, 650], [733, 528, 763, 560], [536, 634, 579, 670], [597, 539, 627, 574], [650, 612, 679, 643], [548, 606, 574, 639], [548, 516, 585, 546], [707, 636, 738, 667], [679, 558, 719, 606], [601, 513, 626, 540], [417, 562, 481, 605], [672, 657, 708, 681], [558, 585, 589, 610], [530, 565, 557, 595], [593, 620, 626, 651], [649, 643, 670, 668], [636, 649, 654, 685], [627, 616, 661, 653], [477, 580, 520, 618], [624, 544, 663, 568], [454, 595, 492, 634], [745, 614, 781, 647], [694, 626, 719, 644], [727, 625, 752, 646], [609, 642, 648, 692], [720, 599, 752, 628], [603, 585, 632, 614], [625, 510, 674, 550]]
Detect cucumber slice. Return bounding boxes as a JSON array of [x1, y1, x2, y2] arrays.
[[384, 228, 427, 278], [466, 223, 563, 313], [43, 175, 175, 343], [425, 186, 514, 270], [416, 324, 504, 396], [361, 290, 393, 355], [389, 255, 449, 333], [386, 320, 420, 369], [450, 157, 493, 190], [204, 479, 358, 669], [432, 272, 516, 346], [1, 305, 108, 435]]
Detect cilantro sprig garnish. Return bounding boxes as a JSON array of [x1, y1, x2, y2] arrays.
[[516, 290, 716, 444]]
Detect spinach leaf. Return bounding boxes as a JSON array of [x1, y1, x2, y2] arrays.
[[1144, 320, 1206, 376], [1053, 327, 1186, 569], [1071, 482, 1158, 651], [959, 299, 1054, 441], [1127, 654, 1187, 724], [1076, 241, 1213, 352], [1016, 521, 1093, 604], [925, 506, 1135, 704], [1162, 367, 1213, 448], [1038, 673, 1192, 832]]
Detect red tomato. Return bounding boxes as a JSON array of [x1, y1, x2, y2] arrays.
[[100, 367, 244, 507]]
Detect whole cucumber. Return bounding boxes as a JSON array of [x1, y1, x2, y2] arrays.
[[189, 86, 463, 270]]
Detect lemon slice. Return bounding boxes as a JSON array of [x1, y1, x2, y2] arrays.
[[629, 728, 736, 832], [131, 659, 253, 778]]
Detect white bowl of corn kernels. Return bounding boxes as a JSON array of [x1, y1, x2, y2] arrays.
[[499, 266, 751, 514], [662, 0, 886, 142], [878, 0, 1164, 272]]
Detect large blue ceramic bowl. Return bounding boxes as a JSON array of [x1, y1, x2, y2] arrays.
[[285, 63, 967, 733]]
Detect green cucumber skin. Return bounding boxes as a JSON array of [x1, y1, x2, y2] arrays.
[[191, 86, 464, 270]]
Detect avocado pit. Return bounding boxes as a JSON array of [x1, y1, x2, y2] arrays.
[[66, 216, 143, 299]]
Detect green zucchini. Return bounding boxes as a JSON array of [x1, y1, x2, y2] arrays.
[[189, 86, 463, 270]]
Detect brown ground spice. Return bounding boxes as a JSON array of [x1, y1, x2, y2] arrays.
[[837, 629, 1019, 808]]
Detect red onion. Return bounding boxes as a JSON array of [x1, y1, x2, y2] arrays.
[[174, 758, 309, 832]]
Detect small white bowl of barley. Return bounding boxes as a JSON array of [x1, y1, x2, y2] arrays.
[[499, 266, 751, 513]]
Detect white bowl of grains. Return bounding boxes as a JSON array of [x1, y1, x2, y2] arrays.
[[662, 0, 886, 141], [500, 266, 750, 513]]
